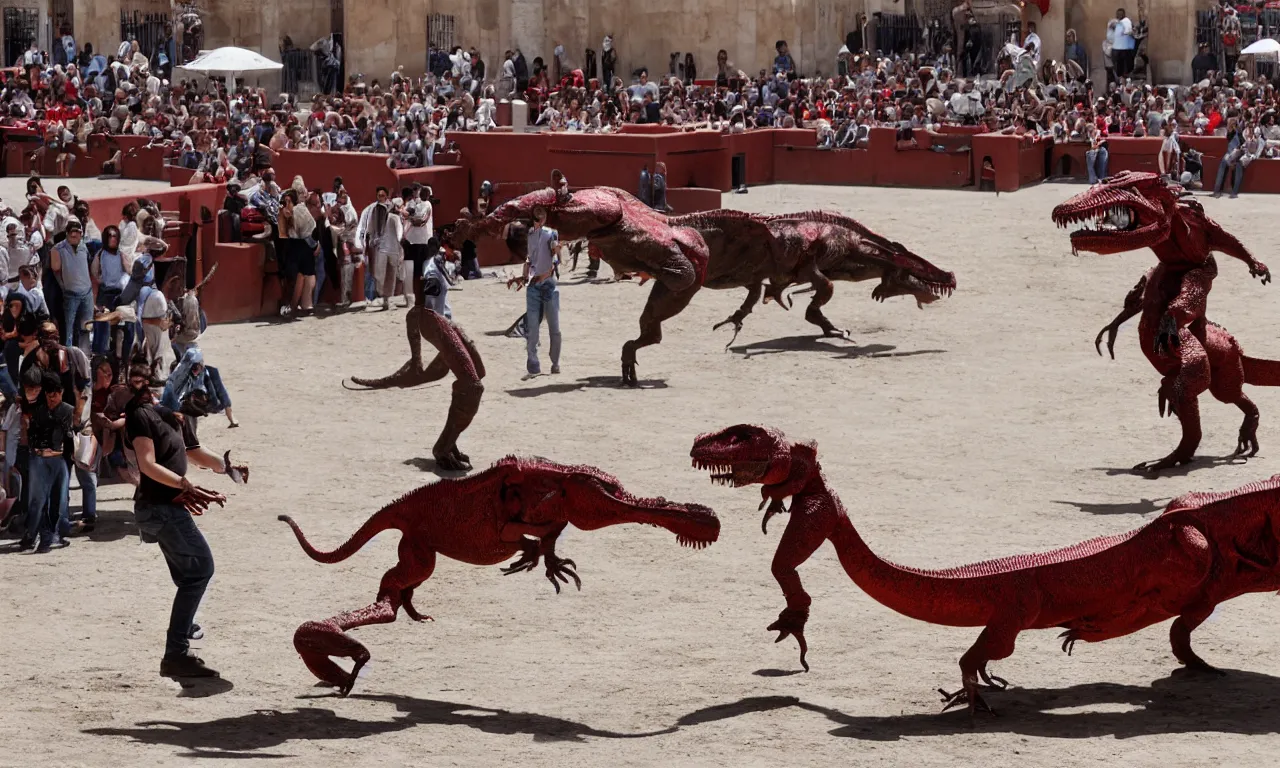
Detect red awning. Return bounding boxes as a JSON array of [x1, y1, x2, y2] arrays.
[[1034, 0, 1050, 15]]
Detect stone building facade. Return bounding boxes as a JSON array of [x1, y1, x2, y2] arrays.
[[0, 0, 1229, 87]]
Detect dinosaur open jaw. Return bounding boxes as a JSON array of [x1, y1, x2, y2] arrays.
[[875, 271, 957, 307], [691, 458, 770, 487], [1051, 186, 1166, 254]]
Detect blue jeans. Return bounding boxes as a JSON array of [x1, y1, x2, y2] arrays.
[[63, 288, 93, 352], [74, 463, 97, 523], [26, 453, 69, 547], [0, 365, 16, 403], [525, 278, 561, 374], [1086, 147, 1109, 184], [135, 500, 215, 658], [313, 249, 326, 305], [364, 268, 377, 302], [93, 287, 135, 360]]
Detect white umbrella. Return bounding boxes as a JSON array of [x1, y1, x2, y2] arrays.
[[1242, 38, 1280, 55], [182, 46, 283, 92]]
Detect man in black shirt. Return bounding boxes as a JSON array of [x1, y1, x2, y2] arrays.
[[24, 371, 74, 552], [123, 364, 248, 679], [1192, 42, 1216, 83]]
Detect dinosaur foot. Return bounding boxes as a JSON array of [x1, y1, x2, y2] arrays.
[[938, 685, 997, 717], [712, 316, 744, 350], [1178, 657, 1228, 676], [1132, 452, 1194, 475], [433, 450, 472, 472], [766, 607, 810, 672], [621, 361, 638, 388], [544, 553, 582, 594], [1235, 415, 1261, 458], [821, 328, 853, 342], [402, 590, 434, 623], [294, 620, 373, 697]]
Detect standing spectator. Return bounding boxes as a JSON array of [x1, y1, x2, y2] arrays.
[[402, 185, 434, 301], [356, 186, 404, 311], [22, 370, 74, 553], [1220, 5, 1242, 75], [601, 36, 616, 93], [51, 221, 93, 353], [1158, 121, 1181, 180], [90, 226, 134, 364], [1064, 29, 1088, 76], [1192, 41, 1216, 83], [1086, 122, 1110, 183], [1023, 23, 1042, 68], [513, 48, 529, 93], [520, 206, 560, 379], [278, 189, 316, 317], [124, 362, 244, 679], [1109, 9, 1136, 79], [773, 40, 795, 77]]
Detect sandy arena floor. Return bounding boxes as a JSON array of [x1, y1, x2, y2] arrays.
[[6, 182, 1280, 766]]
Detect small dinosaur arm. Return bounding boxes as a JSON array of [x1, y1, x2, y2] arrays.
[[691, 424, 1280, 714], [279, 456, 719, 695], [452, 183, 709, 386], [344, 307, 485, 472], [669, 209, 956, 346], [1053, 171, 1274, 473]]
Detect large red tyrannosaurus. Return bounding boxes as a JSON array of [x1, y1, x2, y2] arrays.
[[1051, 172, 1276, 473], [692, 423, 1280, 714], [280, 457, 719, 695]]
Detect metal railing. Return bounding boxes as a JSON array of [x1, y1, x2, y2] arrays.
[[280, 47, 315, 94], [120, 10, 167, 61], [4, 7, 37, 69]]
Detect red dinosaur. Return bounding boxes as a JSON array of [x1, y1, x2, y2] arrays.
[[343, 307, 485, 472], [692, 423, 1280, 714], [279, 457, 720, 695], [452, 183, 708, 386], [1051, 172, 1275, 473], [671, 209, 956, 345]]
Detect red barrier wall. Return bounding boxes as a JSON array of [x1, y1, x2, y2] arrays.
[[727, 131, 774, 186]]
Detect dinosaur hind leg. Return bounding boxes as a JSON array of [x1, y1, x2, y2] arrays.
[[940, 622, 1022, 716], [420, 311, 484, 470], [621, 281, 699, 387], [1205, 324, 1260, 457], [293, 549, 438, 695], [713, 282, 763, 349], [1135, 331, 1210, 474], [1170, 607, 1226, 675], [801, 268, 848, 340]]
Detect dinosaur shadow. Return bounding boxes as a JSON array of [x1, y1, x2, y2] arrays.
[[506, 376, 668, 398], [1052, 498, 1171, 516], [679, 668, 1280, 740], [402, 457, 472, 477], [1094, 454, 1249, 479], [728, 335, 946, 361], [84, 693, 675, 758]]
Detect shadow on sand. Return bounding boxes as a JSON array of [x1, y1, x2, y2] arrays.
[[728, 335, 945, 361], [506, 376, 668, 398], [84, 668, 1280, 757], [1052, 498, 1171, 516]]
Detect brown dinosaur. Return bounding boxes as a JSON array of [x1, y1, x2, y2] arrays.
[[279, 457, 720, 695], [692, 423, 1280, 714], [452, 184, 708, 386], [670, 209, 956, 345], [343, 307, 484, 472]]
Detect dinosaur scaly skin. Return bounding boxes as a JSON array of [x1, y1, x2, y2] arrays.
[[453, 185, 709, 386], [344, 307, 485, 472], [692, 424, 1280, 714], [280, 457, 719, 695], [1052, 172, 1275, 473], [672, 209, 956, 344]]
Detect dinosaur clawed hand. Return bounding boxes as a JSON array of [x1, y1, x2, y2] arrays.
[[766, 606, 810, 672], [175, 486, 226, 517], [502, 539, 541, 576], [543, 553, 582, 594], [1095, 322, 1121, 359], [1059, 629, 1082, 656], [1250, 260, 1271, 284], [1154, 313, 1181, 357], [758, 496, 789, 535]]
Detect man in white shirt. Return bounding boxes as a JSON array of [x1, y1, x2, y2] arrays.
[[355, 186, 405, 311], [401, 185, 434, 305], [1108, 8, 1136, 78], [1023, 22, 1042, 68]]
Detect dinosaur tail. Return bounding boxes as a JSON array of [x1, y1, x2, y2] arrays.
[[1243, 356, 1280, 387], [278, 508, 403, 564]]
